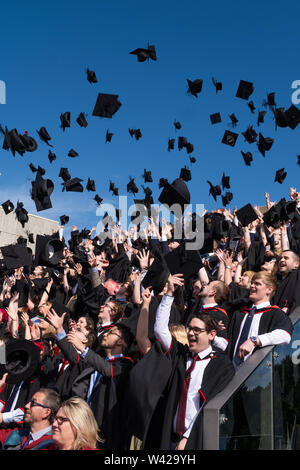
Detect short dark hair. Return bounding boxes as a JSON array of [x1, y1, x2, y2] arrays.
[[115, 323, 134, 353], [186, 313, 220, 334], [39, 388, 61, 423]]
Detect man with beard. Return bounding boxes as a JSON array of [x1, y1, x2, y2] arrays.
[[272, 250, 300, 314]]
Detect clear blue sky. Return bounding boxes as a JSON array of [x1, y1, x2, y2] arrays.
[[1, 0, 300, 237]]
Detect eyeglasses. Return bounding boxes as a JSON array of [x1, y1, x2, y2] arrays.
[[29, 399, 50, 410], [53, 415, 70, 426], [105, 329, 122, 339], [186, 326, 208, 335]]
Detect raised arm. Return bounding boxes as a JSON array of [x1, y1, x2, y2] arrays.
[[136, 287, 152, 355]]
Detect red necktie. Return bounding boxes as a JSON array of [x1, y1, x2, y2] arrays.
[[175, 354, 200, 437]]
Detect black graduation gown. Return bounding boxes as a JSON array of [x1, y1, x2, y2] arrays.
[[128, 338, 235, 450], [272, 269, 300, 314], [227, 305, 294, 360]]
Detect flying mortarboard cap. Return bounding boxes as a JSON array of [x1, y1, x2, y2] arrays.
[[60, 112, 71, 131], [15, 201, 29, 227], [178, 136, 188, 150], [2, 200, 14, 214], [229, 113, 238, 127], [274, 168, 287, 184], [210, 113, 222, 125], [241, 151, 253, 166], [28, 233, 34, 244], [34, 234, 64, 267], [76, 112, 88, 128], [159, 178, 168, 189], [141, 255, 170, 295], [62, 177, 84, 192], [20, 133, 38, 153], [168, 138, 175, 150], [284, 105, 300, 130], [257, 133, 274, 157], [179, 167, 191, 182], [130, 44, 157, 62], [257, 110, 267, 126], [106, 129, 113, 143], [48, 150, 56, 163], [60, 215, 69, 225], [187, 79, 203, 97], [264, 92, 276, 108], [36, 127, 53, 147], [127, 177, 139, 194], [143, 169, 152, 183], [221, 173, 230, 189], [112, 187, 119, 196], [36, 165, 45, 175], [242, 126, 257, 144], [86, 68, 98, 83], [1, 243, 33, 270], [212, 77, 222, 93], [94, 194, 103, 205], [207, 181, 221, 201], [68, 149, 79, 158], [86, 178, 96, 192], [31, 172, 54, 212], [59, 167, 71, 182], [297, 154, 300, 166], [248, 101, 256, 114], [29, 163, 38, 173], [164, 244, 203, 282], [17, 236, 27, 245], [0, 339, 40, 384], [236, 203, 258, 227], [222, 192, 233, 207], [92, 93, 122, 119], [185, 142, 194, 154], [236, 80, 254, 100], [174, 120, 182, 130], [189, 156, 196, 164], [222, 130, 238, 147], [158, 178, 190, 213]]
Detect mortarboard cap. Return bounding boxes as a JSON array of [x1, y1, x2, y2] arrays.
[[62, 177, 84, 192], [0, 339, 40, 384], [34, 234, 64, 267], [86, 68, 98, 84], [20, 133, 38, 153], [60, 215, 69, 225], [241, 151, 253, 166], [174, 120, 182, 130], [92, 93, 122, 119], [60, 112, 71, 131], [274, 168, 287, 184], [257, 133, 274, 157], [242, 126, 257, 144], [229, 113, 238, 127], [15, 201, 29, 227], [48, 150, 56, 163], [158, 178, 190, 213], [36, 126, 53, 147], [236, 203, 258, 227], [285, 105, 300, 130], [127, 177, 139, 194], [31, 172, 54, 212], [94, 194, 103, 205], [168, 138, 175, 152], [257, 110, 266, 126], [59, 167, 71, 182], [86, 178, 96, 192], [164, 244, 203, 282], [68, 149, 79, 158], [273, 107, 288, 130], [222, 192, 233, 207], [112, 187, 119, 196], [297, 154, 300, 166], [76, 112, 88, 128], [187, 79, 203, 97], [130, 44, 157, 62], [185, 142, 194, 154], [210, 113, 222, 125], [222, 130, 238, 147], [212, 77, 222, 93], [264, 92, 276, 108], [179, 167, 191, 182], [189, 156, 196, 164], [2, 200, 14, 215], [29, 163, 38, 173], [142, 255, 170, 295], [159, 178, 168, 189], [143, 169, 153, 183], [248, 101, 256, 114], [1, 243, 33, 270], [236, 80, 254, 100], [207, 181, 221, 201], [106, 129, 113, 143], [221, 173, 230, 189]]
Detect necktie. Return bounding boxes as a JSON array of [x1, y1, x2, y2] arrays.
[[233, 306, 256, 367], [3, 383, 21, 412], [175, 354, 200, 437]]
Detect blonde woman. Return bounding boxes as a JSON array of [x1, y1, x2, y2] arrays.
[[50, 397, 100, 450]]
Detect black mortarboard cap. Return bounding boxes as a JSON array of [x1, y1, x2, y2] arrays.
[[185, 142, 194, 154], [242, 126, 257, 144], [68, 149, 79, 158], [164, 244, 203, 282], [60, 215, 69, 225], [142, 255, 170, 295], [248, 101, 256, 114], [263, 203, 282, 229], [29, 163, 38, 173], [257, 133, 274, 157], [62, 177, 84, 192], [15, 202, 29, 227], [0, 339, 40, 384], [229, 113, 238, 127], [174, 120, 182, 130], [59, 167, 71, 182], [109, 181, 116, 192], [159, 178, 168, 189], [222, 130, 238, 147], [187, 78, 203, 97], [92, 93, 122, 119], [20, 132, 38, 153], [178, 136, 188, 150], [264, 92, 276, 108], [221, 173, 230, 189], [60, 112, 70, 131], [76, 112, 88, 128], [31, 172, 54, 212], [297, 154, 300, 166], [143, 169, 153, 183], [210, 113, 222, 125], [158, 178, 190, 213], [222, 192, 233, 207], [257, 110, 267, 126], [207, 181, 221, 201], [130, 44, 157, 62], [94, 194, 103, 205], [179, 167, 191, 182], [212, 77, 222, 93], [236, 203, 258, 227], [127, 177, 139, 194], [241, 151, 253, 166], [2, 200, 14, 214], [274, 168, 287, 184], [1, 243, 33, 270], [112, 187, 119, 196], [189, 156, 196, 164], [28, 233, 34, 244], [86, 178, 96, 192], [86, 68, 98, 84], [34, 234, 64, 267], [236, 80, 254, 100], [48, 150, 56, 163], [36, 126, 53, 147], [285, 105, 300, 130], [106, 129, 113, 143]]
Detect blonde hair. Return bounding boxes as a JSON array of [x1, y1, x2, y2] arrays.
[[60, 397, 100, 450], [169, 324, 189, 345], [242, 271, 256, 288], [251, 271, 277, 293]]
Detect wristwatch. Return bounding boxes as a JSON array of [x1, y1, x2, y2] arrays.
[[250, 336, 258, 346]]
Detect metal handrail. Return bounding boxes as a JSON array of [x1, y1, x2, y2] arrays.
[[202, 306, 300, 450]]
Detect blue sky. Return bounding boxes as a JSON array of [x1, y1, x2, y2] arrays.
[[1, 0, 300, 236]]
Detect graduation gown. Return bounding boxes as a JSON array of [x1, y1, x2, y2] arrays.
[[272, 269, 300, 314]]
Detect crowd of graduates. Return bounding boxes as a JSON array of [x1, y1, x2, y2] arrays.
[[0, 185, 300, 451]]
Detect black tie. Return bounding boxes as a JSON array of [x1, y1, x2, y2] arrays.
[[233, 306, 256, 367], [2, 383, 21, 412]]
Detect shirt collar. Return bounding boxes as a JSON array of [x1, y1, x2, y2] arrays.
[[252, 301, 271, 310], [30, 425, 52, 442], [197, 345, 213, 359], [202, 303, 218, 308]]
